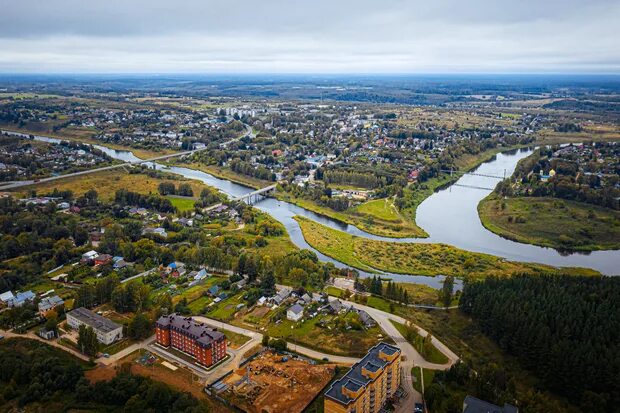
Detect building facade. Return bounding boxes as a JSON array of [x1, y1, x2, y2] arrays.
[[66, 307, 123, 345], [324, 342, 401, 413], [155, 314, 227, 367]]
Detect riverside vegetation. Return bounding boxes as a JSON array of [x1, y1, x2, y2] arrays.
[[293, 216, 599, 279]]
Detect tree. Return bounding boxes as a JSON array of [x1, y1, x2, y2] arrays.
[[128, 313, 152, 340], [78, 325, 99, 357], [441, 276, 454, 307], [44, 310, 59, 335], [262, 334, 270, 346]]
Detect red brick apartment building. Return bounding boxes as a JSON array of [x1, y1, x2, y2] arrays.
[[155, 314, 227, 367]]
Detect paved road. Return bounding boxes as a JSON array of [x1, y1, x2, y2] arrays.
[[121, 268, 156, 284], [336, 298, 459, 412]]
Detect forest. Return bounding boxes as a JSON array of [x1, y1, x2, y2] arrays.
[[0, 338, 209, 412], [459, 274, 620, 413]]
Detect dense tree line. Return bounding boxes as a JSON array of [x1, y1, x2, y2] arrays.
[[229, 158, 276, 181], [323, 170, 385, 189], [115, 188, 175, 212], [459, 275, 620, 412], [157, 182, 194, 197], [362, 276, 409, 304], [0, 338, 209, 411]]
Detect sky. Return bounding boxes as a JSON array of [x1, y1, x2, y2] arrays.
[[0, 0, 619, 74]]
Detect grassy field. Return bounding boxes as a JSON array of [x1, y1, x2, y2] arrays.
[[278, 193, 427, 238], [412, 367, 435, 393], [294, 216, 600, 279], [166, 196, 197, 212], [10, 169, 214, 202], [390, 320, 449, 364], [263, 313, 387, 358], [478, 194, 620, 251]]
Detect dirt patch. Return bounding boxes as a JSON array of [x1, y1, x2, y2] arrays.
[[84, 363, 119, 383], [221, 351, 335, 413]]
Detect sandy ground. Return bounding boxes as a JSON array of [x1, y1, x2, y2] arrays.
[[222, 351, 335, 413]]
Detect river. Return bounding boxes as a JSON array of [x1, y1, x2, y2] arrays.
[[7, 130, 620, 284]]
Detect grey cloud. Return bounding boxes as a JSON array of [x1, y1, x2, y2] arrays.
[[0, 0, 618, 73]]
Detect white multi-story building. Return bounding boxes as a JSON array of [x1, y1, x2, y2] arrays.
[[67, 307, 123, 345]]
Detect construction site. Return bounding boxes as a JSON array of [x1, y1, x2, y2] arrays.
[[212, 350, 336, 413]]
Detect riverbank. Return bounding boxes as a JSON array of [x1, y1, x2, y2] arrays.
[[293, 216, 600, 279], [478, 193, 620, 252], [174, 162, 271, 190], [276, 193, 427, 238]]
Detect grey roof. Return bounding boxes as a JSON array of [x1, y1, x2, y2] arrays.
[[156, 313, 224, 347], [0, 291, 14, 302], [324, 342, 401, 405], [463, 396, 519, 413], [68, 307, 122, 333], [289, 303, 304, 315], [38, 295, 64, 312]]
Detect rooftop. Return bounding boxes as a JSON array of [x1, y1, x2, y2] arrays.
[[156, 313, 224, 347], [324, 342, 400, 405], [68, 307, 122, 333], [463, 396, 519, 413]]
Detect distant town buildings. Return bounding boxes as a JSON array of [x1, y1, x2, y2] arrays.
[[324, 342, 401, 413], [155, 314, 227, 368], [67, 307, 123, 345]]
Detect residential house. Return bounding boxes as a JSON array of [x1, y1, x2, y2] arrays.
[[356, 309, 375, 328], [0, 291, 15, 306], [81, 250, 99, 263], [207, 285, 221, 297], [287, 304, 304, 322], [8, 291, 36, 308], [38, 295, 65, 317], [94, 254, 113, 266]]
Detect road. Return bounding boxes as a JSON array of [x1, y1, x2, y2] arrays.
[[336, 297, 459, 412], [121, 268, 156, 284], [0, 328, 90, 361]]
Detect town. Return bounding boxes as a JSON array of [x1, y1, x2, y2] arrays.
[[1, 4, 620, 411]]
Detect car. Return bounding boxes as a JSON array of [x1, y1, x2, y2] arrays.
[[414, 403, 424, 413]]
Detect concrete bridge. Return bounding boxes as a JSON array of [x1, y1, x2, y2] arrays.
[[232, 184, 277, 205], [439, 169, 506, 180]]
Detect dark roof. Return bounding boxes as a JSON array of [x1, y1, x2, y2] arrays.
[[324, 342, 401, 405], [68, 307, 121, 333], [156, 313, 224, 347], [463, 396, 519, 413]]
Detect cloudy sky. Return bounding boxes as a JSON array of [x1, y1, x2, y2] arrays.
[[1, 0, 619, 73]]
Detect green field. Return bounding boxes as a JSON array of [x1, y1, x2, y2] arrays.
[[479, 194, 620, 251], [166, 196, 197, 212], [390, 320, 449, 364], [412, 367, 435, 393], [355, 198, 401, 221], [278, 193, 427, 238], [294, 216, 599, 279]]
